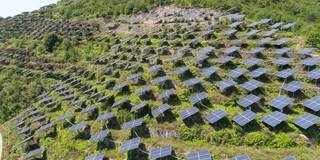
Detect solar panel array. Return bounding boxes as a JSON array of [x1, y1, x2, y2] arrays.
[[293, 113, 320, 129], [120, 137, 141, 153], [187, 150, 212, 160], [150, 145, 172, 159], [262, 111, 288, 127], [205, 109, 228, 124], [180, 107, 200, 120], [233, 110, 257, 126]]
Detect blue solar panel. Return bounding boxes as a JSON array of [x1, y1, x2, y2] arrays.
[[113, 82, 128, 91], [303, 96, 320, 112], [158, 89, 176, 100], [216, 80, 236, 91], [247, 30, 260, 38], [37, 123, 54, 132], [69, 121, 87, 133], [179, 107, 200, 120], [229, 21, 243, 28], [85, 153, 106, 160], [150, 145, 172, 159], [218, 56, 234, 64], [175, 67, 190, 75], [282, 81, 304, 93], [187, 150, 212, 160], [306, 68, 320, 80], [300, 57, 320, 66], [205, 109, 228, 124], [80, 105, 97, 114], [223, 13, 245, 21], [274, 47, 292, 56], [231, 154, 250, 160], [242, 58, 263, 67], [293, 113, 320, 129], [229, 68, 248, 79], [263, 29, 278, 37], [189, 92, 208, 105], [283, 156, 296, 160], [56, 112, 73, 122], [152, 103, 170, 118], [298, 48, 316, 56], [131, 103, 147, 112], [193, 55, 209, 64], [247, 21, 260, 28], [97, 112, 113, 121], [89, 130, 109, 142], [233, 110, 256, 126], [262, 111, 288, 127], [274, 38, 290, 46], [281, 23, 295, 30], [273, 58, 293, 65], [120, 137, 141, 153], [237, 94, 261, 109], [122, 118, 143, 130], [136, 85, 151, 95], [248, 47, 265, 56], [112, 98, 129, 107], [127, 73, 142, 81], [268, 96, 294, 111], [277, 69, 295, 79], [248, 67, 268, 78], [271, 22, 284, 29], [223, 47, 241, 55], [26, 147, 44, 159], [256, 37, 273, 45], [202, 67, 218, 78], [152, 76, 169, 85], [184, 78, 201, 87], [148, 65, 163, 74], [197, 46, 215, 57], [224, 30, 237, 36]]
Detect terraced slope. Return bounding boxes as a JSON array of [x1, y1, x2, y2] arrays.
[[0, 5, 320, 160]]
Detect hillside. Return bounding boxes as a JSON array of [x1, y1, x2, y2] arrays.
[[0, 1, 320, 160]]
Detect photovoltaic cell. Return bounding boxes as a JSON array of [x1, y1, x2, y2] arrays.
[[197, 46, 215, 56], [223, 47, 241, 55], [148, 65, 163, 74], [69, 121, 87, 133], [229, 68, 248, 79], [306, 68, 320, 80], [205, 109, 228, 124], [224, 30, 237, 36], [247, 29, 260, 37], [216, 80, 236, 91], [281, 23, 295, 30], [131, 103, 147, 112], [277, 69, 295, 79], [112, 98, 129, 107], [229, 21, 243, 28], [231, 154, 250, 160], [298, 48, 316, 56], [283, 156, 296, 160], [293, 113, 320, 129], [262, 111, 288, 127], [300, 57, 320, 66], [158, 89, 176, 100], [271, 22, 284, 29], [256, 37, 273, 46], [89, 130, 109, 142], [218, 56, 234, 64], [37, 123, 54, 132], [274, 47, 292, 56], [268, 96, 294, 111], [237, 94, 261, 109], [85, 153, 105, 160], [152, 76, 169, 85], [282, 81, 304, 93], [263, 29, 277, 37], [120, 137, 141, 153], [273, 58, 293, 66], [189, 92, 208, 105], [274, 38, 290, 46], [184, 78, 201, 87], [152, 103, 170, 118], [233, 110, 256, 126], [303, 96, 320, 112], [202, 67, 218, 78], [150, 145, 172, 159], [242, 58, 263, 67], [56, 112, 73, 122], [26, 147, 44, 159], [97, 112, 114, 121], [248, 67, 268, 78], [80, 105, 97, 114], [113, 82, 128, 91], [193, 55, 209, 64], [179, 107, 200, 120], [122, 118, 143, 130], [187, 150, 212, 160], [240, 79, 263, 92], [175, 67, 189, 75]]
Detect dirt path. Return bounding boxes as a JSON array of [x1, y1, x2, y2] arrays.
[[0, 132, 2, 160]]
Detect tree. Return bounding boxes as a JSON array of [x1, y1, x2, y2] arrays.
[[44, 33, 61, 53]]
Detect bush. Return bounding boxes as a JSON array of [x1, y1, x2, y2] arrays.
[[179, 124, 205, 142], [44, 33, 61, 52], [268, 133, 296, 148], [211, 129, 242, 145], [244, 132, 272, 146]]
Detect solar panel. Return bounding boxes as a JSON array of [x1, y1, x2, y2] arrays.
[[37, 123, 54, 132], [229, 21, 243, 28], [152, 103, 170, 118], [120, 137, 141, 153], [274, 47, 292, 56], [262, 111, 288, 127], [184, 78, 201, 87], [247, 29, 260, 38], [80, 105, 97, 114], [175, 67, 190, 75], [241, 79, 264, 92], [281, 23, 295, 30], [223, 13, 245, 20], [263, 29, 278, 37], [306, 68, 320, 80], [112, 98, 129, 107], [283, 156, 296, 160], [85, 153, 105, 160], [202, 67, 218, 78], [303, 96, 320, 112], [293, 113, 320, 129], [69, 121, 87, 133], [216, 80, 236, 91], [205, 109, 228, 124], [260, 18, 271, 24], [273, 58, 293, 66], [18, 126, 32, 135], [256, 37, 273, 45], [231, 154, 250, 160], [113, 82, 128, 91], [26, 147, 44, 158], [233, 110, 256, 126], [268, 96, 294, 111], [218, 56, 234, 64], [197, 46, 215, 56], [193, 55, 209, 64], [223, 47, 241, 55], [150, 145, 172, 159], [247, 21, 260, 28], [127, 73, 142, 81], [158, 89, 176, 100], [89, 130, 109, 142], [274, 38, 290, 46], [122, 118, 143, 130], [229, 68, 248, 79], [179, 107, 200, 120], [242, 58, 263, 67], [56, 112, 73, 122], [248, 47, 265, 55], [237, 94, 261, 109], [152, 76, 169, 85], [137, 85, 151, 95], [189, 92, 208, 105], [131, 103, 147, 112], [248, 67, 268, 78], [282, 81, 304, 93], [271, 22, 284, 29], [297, 48, 316, 56], [97, 112, 114, 121], [224, 30, 237, 36], [300, 57, 320, 66], [187, 150, 212, 160], [148, 65, 163, 74], [277, 69, 295, 79]]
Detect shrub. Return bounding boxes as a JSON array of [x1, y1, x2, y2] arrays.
[[268, 133, 296, 148], [244, 132, 272, 146], [211, 129, 242, 145], [179, 124, 205, 142], [44, 33, 61, 52]]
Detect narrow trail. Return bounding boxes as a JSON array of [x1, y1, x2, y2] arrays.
[[0, 132, 2, 160]]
